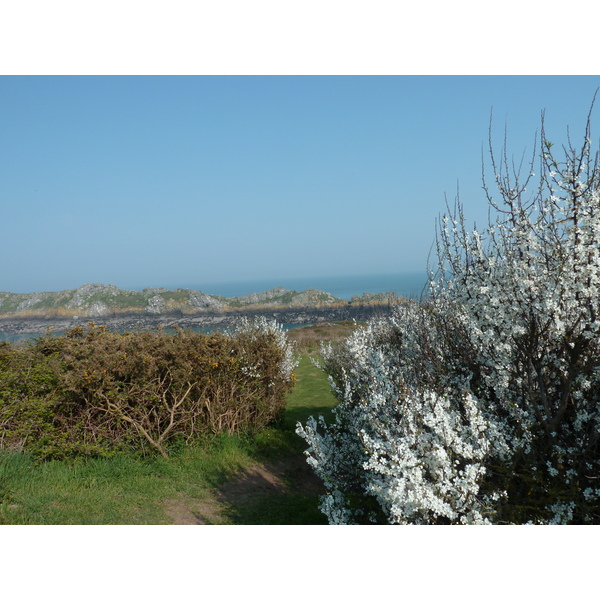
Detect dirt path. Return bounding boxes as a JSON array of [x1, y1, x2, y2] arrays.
[[162, 453, 324, 525]]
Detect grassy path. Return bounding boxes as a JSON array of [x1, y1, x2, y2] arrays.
[[0, 346, 339, 525]]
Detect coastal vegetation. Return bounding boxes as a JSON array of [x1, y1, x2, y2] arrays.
[[5, 105, 600, 526], [0, 318, 297, 460]]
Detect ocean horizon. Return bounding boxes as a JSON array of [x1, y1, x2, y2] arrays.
[[169, 271, 429, 302]]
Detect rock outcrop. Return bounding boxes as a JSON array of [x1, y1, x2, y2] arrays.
[[0, 282, 350, 319]]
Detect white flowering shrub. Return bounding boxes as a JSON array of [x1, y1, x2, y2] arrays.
[[228, 316, 299, 383], [297, 303, 510, 524], [298, 102, 600, 524], [435, 106, 600, 523]]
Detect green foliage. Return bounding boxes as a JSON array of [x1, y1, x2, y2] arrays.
[[0, 344, 337, 524], [0, 322, 296, 460]]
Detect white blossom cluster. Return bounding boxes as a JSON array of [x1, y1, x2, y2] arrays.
[[297, 303, 509, 524], [298, 107, 600, 524], [228, 316, 299, 383], [434, 129, 600, 522]]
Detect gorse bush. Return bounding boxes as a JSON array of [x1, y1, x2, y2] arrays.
[[298, 100, 600, 524], [0, 318, 297, 459]]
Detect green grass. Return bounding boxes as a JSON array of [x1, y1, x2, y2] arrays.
[[284, 354, 336, 431], [0, 328, 342, 525], [0, 436, 254, 524]]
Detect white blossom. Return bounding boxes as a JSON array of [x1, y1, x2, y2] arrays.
[[298, 104, 600, 525]]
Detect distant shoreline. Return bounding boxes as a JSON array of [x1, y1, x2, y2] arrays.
[[0, 303, 400, 338]]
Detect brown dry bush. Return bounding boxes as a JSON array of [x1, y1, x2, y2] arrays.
[[285, 321, 364, 353], [0, 322, 296, 459]]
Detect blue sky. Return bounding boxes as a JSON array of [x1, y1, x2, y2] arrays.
[[3, 75, 600, 293]]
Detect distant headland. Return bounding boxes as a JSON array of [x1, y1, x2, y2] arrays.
[[0, 283, 408, 337]]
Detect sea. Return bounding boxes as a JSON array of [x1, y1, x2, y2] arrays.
[[177, 271, 429, 302]]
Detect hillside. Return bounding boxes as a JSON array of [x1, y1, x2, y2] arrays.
[[0, 283, 350, 319]]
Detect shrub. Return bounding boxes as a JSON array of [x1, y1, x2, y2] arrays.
[[298, 100, 600, 524], [297, 302, 509, 524], [0, 340, 67, 457], [0, 318, 297, 459]]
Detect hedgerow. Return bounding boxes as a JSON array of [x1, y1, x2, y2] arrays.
[[0, 318, 297, 460]]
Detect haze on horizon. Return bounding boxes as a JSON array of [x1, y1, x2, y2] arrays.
[[3, 75, 600, 294]]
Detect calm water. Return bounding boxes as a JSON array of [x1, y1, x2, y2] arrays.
[[178, 271, 429, 301]]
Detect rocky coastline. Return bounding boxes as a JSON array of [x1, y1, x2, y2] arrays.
[[0, 282, 407, 338], [0, 303, 400, 337]]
